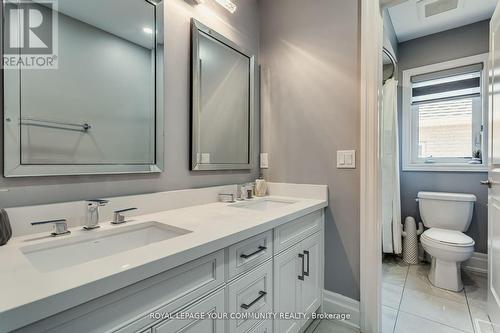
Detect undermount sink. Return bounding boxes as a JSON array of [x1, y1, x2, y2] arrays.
[[21, 222, 192, 272], [230, 198, 297, 211]]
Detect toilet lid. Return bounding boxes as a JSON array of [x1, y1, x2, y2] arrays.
[[421, 228, 475, 247]]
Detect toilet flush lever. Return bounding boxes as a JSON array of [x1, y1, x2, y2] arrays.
[[480, 180, 492, 188]]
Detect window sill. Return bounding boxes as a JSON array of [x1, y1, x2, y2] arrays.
[[402, 163, 488, 172]]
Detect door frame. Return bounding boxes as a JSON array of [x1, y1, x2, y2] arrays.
[[488, 4, 500, 326], [359, 0, 383, 332]]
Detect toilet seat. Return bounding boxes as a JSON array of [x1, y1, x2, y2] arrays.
[[421, 228, 474, 247]]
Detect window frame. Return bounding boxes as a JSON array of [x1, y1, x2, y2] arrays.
[[401, 53, 489, 172]]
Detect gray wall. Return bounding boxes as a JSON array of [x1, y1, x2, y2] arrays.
[[398, 20, 490, 253], [383, 8, 398, 59], [0, 0, 261, 208], [259, 0, 361, 300]]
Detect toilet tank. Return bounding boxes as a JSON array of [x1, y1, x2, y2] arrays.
[[417, 192, 476, 231]]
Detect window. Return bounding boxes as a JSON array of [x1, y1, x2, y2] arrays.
[[402, 54, 488, 172]]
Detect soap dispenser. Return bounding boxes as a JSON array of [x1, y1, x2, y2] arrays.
[[255, 176, 267, 197]]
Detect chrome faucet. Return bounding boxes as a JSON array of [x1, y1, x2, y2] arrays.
[[112, 207, 137, 225], [31, 218, 70, 237], [84, 199, 109, 230]]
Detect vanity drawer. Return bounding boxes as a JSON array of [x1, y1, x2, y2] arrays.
[[228, 230, 273, 280], [227, 260, 273, 333], [248, 320, 273, 333], [115, 250, 225, 333], [17, 250, 225, 333], [153, 288, 225, 333], [274, 210, 323, 254]]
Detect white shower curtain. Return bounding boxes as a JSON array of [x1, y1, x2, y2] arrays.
[[381, 78, 402, 254]]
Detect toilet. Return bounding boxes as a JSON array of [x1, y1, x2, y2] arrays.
[[418, 191, 476, 291]]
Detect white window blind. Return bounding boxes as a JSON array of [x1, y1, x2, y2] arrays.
[[411, 63, 483, 105], [404, 61, 485, 169]]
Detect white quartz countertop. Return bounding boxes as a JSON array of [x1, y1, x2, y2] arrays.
[[0, 195, 327, 332]]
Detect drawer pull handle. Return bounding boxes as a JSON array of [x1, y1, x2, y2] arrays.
[[241, 291, 267, 309], [298, 253, 305, 280], [240, 246, 267, 259], [304, 250, 310, 277]]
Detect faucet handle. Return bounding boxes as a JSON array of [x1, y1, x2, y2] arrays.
[[31, 219, 70, 237], [86, 199, 109, 206], [112, 207, 137, 225]]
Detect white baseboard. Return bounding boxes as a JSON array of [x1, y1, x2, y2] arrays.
[[322, 290, 360, 331], [463, 252, 488, 275]]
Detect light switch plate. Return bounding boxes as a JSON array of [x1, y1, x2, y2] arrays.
[[337, 150, 356, 169], [260, 153, 269, 169]]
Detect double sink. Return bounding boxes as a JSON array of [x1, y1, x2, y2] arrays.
[[19, 198, 296, 273]]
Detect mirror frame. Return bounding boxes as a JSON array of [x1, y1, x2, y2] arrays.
[[190, 19, 255, 171], [2, 0, 164, 177]]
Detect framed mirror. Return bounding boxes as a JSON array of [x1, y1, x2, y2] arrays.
[[190, 19, 255, 171], [3, 0, 164, 177]]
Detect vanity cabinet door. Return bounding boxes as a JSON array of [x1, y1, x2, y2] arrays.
[[153, 289, 225, 333], [273, 231, 323, 333], [274, 243, 302, 333], [299, 232, 322, 319], [247, 320, 272, 333]]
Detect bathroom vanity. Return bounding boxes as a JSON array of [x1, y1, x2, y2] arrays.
[[0, 183, 327, 333]]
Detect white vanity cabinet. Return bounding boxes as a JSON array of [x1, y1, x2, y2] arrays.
[[13, 210, 324, 333], [12, 250, 226, 333], [274, 231, 323, 333], [152, 289, 226, 333]]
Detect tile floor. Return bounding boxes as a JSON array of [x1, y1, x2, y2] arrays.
[[304, 256, 494, 333], [382, 255, 494, 333]]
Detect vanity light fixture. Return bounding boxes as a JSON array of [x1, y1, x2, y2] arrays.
[[214, 0, 237, 13], [143, 27, 154, 34]]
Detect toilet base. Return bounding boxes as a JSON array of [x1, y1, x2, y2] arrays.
[[428, 257, 463, 292]]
